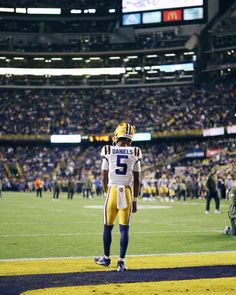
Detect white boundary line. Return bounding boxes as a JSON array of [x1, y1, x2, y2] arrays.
[[1, 251, 236, 262], [0, 229, 223, 237]]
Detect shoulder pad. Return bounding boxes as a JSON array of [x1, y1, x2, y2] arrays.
[[134, 147, 142, 158], [104, 145, 111, 155]]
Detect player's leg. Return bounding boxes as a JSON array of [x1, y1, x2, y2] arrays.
[[103, 187, 118, 256], [231, 218, 236, 235], [213, 191, 221, 213], [117, 187, 132, 271], [95, 186, 117, 267], [205, 191, 211, 213]]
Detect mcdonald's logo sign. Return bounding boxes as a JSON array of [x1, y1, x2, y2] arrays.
[[163, 9, 182, 22]]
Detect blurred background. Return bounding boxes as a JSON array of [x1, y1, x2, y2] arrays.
[[0, 0, 235, 199]]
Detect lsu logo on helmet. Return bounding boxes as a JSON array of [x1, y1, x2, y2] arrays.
[[113, 122, 135, 144]]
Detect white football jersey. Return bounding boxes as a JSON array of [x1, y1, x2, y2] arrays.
[[101, 145, 142, 187], [158, 178, 169, 188]]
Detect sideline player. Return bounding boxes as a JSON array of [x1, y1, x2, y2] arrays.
[[158, 174, 169, 201], [224, 182, 236, 236], [95, 122, 142, 271]]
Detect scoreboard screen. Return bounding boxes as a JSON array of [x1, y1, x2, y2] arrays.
[[121, 0, 207, 27]]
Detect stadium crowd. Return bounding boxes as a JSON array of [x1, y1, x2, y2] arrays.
[[0, 83, 235, 136], [0, 138, 236, 198], [0, 29, 189, 52]]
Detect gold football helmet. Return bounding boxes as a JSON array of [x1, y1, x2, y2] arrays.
[[113, 122, 135, 144]]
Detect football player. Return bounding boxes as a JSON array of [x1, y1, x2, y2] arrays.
[[141, 175, 151, 200], [95, 122, 142, 271], [158, 174, 169, 202], [224, 181, 236, 236]]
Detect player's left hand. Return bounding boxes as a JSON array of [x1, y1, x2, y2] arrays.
[[132, 201, 137, 213]]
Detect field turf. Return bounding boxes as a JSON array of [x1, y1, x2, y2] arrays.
[[1, 192, 236, 294], [0, 192, 235, 260]]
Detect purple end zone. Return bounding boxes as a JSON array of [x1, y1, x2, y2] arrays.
[[0, 265, 236, 295]]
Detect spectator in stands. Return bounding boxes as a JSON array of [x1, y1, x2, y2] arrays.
[[0, 84, 235, 136]]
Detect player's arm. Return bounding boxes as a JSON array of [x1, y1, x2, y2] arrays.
[[133, 147, 142, 213], [133, 171, 140, 213], [133, 171, 140, 206], [101, 169, 108, 194], [100, 146, 109, 195]]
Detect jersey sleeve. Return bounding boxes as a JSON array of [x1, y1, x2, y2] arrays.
[[133, 146, 142, 172], [101, 145, 110, 170], [134, 147, 142, 160], [101, 145, 111, 158]]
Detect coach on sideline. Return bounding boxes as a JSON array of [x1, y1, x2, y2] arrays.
[[205, 168, 221, 214]]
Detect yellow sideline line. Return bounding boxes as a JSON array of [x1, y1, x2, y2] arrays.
[[1, 252, 236, 276], [21, 278, 236, 295]]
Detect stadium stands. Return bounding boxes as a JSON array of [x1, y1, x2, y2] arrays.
[[0, 83, 235, 135], [0, 0, 235, 195], [0, 137, 235, 194]]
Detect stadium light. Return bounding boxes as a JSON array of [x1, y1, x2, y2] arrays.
[[89, 57, 101, 60], [133, 133, 151, 141], [151, 63, 194, 73], [88, 9, 96, 13], [0, 7, 14, 12], [164, 53, 176, 57], [51, 135, 81, 143], [109, 8, 116, 13], [15, 8, 26, 14], [109, 57, 120, 60], [27, 8, 61, 14], [0, 67, 126, 76], [33, 57, 45, 61], [71, 9, 82, 14], [227, 125, 236, 134], [203, 127, 224, 137], [84, 9, 96, 13], [184, 52, 195, 55]]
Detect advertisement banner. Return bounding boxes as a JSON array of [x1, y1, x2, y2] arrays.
[[163, 9, 182, 22]]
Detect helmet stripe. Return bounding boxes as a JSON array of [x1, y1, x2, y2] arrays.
[[127, 123, 131, 135], [125, 123, 129, 135]]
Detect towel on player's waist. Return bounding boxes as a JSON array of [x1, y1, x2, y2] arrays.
[[117, 185, 127, 209]]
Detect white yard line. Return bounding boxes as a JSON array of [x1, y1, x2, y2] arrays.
[[0, 229, 223, 237], [1, 250, 236, 262], [0, 221, 99, 225]]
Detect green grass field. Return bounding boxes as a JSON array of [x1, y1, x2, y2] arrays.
[[0, 192, 235, 260]]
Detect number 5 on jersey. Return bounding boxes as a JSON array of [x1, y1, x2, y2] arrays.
[[115, 155, 128, 175]]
